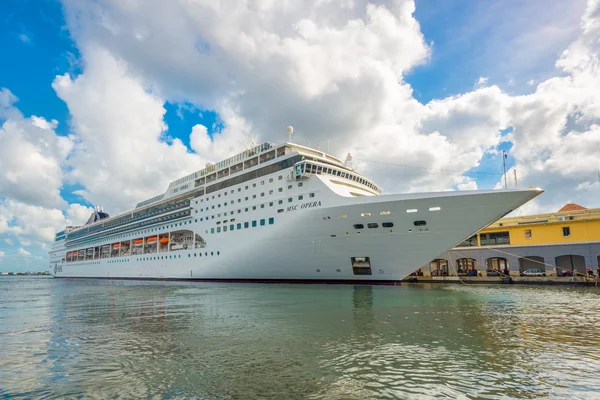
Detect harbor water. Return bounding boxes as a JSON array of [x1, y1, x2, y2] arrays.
[[1, 277, 599, 399]]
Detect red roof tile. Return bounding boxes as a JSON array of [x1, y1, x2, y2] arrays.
[[558, 203, 587, 212]]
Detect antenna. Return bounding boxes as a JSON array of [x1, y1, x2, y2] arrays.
[[287, 126, 294, 143], [502, 150, 507, 189]]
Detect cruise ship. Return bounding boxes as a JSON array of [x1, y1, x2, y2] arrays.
[[49, 140, 542, 283]]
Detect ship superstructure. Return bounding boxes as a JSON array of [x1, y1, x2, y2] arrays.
[[49, 141, 542, 283]]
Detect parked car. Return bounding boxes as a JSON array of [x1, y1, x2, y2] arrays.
[[521, 268, 546, 277]]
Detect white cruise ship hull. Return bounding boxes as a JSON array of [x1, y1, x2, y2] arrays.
[[50, 188, 541, 284]]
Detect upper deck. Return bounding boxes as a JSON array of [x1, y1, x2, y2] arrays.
[[60, 141, 379, 242]]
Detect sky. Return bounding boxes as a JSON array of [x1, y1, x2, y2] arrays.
[[1, 0, 599, 272]]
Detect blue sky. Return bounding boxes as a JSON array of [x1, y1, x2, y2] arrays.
[[0, 0, 596, 271]]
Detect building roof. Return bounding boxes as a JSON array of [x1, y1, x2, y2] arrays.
[[558, 203, 587, 212]]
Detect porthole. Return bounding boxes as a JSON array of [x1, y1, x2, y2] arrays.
[[367, 223, 379, 228], [353, 224, 364, 229], [382, 222, 394, 228], [380, 211, 391, 215], [429, 207, 441, 211], [414, 220, 426, 226], [407, 209, 418, 213], [360, 212, 371, 217]]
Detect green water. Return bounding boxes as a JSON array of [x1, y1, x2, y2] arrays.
[[1, 277, 599, 399]]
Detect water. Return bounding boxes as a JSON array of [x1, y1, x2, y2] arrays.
[[1, 277, 599, 399]]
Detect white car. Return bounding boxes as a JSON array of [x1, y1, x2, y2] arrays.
[[521, 268, 546, 277]]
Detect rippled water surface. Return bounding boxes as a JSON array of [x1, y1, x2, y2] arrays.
[[1, 277, 600, 399]]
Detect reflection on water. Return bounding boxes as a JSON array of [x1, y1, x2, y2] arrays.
[[1, 278, 600, 399]]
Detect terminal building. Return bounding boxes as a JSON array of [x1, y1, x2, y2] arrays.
[[417, 203, 600, 278]]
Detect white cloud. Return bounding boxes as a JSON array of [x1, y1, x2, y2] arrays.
[[17, 247, 32, 256], [476, 76, 489, 87], [4, 238, 14, 246], [0, 250, 5, 260], [19, 34, 32, 44], [52, 48, 205, 212]]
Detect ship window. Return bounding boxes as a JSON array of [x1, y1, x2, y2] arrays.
[[261, 181, 265, 185], [245, 208, 249, 212], [288, 198, 292, 203], [252, 206, 257, 210], [309, 193, 315, 198], [211, 228, 215, 234], [253, 183, 257, 187], [252, 220, 257, 227], [261, 204, 265, 209], [230, 224, 234, 230], [223, 226, 227, 232], [269, 202, 274, 206], [413, 220, 426, 226], [237, 223, 242, 229], [238, 199, 241, 203], [260, 219, 265, 226], [278, 209, 284, 213], [278, 176, 283, 180], [353, 224, 364, 229], [323, 216, 330, 220], [278, 188, 283, 192], [245, 197, 248, 201], [216, 221, 221, 225], [288, 185, 292, 190], [380, 211, 391, 215], [238, 210, 241, 214], [278, 200, 283, 204], [217, 227, 221, 232], [298, 195, 303, 200], [261, 192, 264, 197], [361, 213, 371, 217], [429, 207, 441, 211], [269, 190, 273, 195], [407, 209, 417, 213], [338, 215, 347, 219], [244, 222, 249, 228], [245, 186, 248, 189], [252, 195, 256, 199], [269, 217, 274, 225], [269, 178, 273, 183], [367, 223, 379, 229], [298, 182, 303, 187], [382, 222, 394, 228]]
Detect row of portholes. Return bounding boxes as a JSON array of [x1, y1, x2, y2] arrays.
[[137, 251, 220, 262], [108, 259, 130, 264]]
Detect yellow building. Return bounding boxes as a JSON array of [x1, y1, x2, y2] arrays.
[[419, 203, 600, 278]]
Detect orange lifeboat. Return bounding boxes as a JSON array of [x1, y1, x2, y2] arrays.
[[160, 237, 169, 245], [146, 236, 158, 243], [133, 239, 143, 245], [113, 243, 121, 249]]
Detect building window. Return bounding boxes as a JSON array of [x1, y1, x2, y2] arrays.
[[269, 217, 274, 225], [480, 231, 510, 246], [524, 229, 532, 239], [457, 234, 478, 247], [309, 193, 315, 198], [563, 227, 571, 237]]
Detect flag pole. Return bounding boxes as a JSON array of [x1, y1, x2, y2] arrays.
[[503, 150, 507, 189]]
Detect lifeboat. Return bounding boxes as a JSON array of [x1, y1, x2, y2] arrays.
[[160, 237, 169, 245], [113, 243, 120, 249], [133, 239, 143, 246], [146, 236, 158, 243]]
